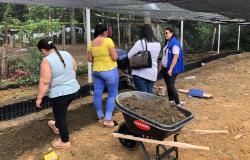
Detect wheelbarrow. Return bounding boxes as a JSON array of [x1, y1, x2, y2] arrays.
[[113, 91, 227, 160]]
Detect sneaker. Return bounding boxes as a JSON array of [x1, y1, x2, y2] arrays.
[[176, 104, 182, 107], [169, 101, 175, 105], [169, 101, 186, 105], [180, 101, 186, 105]]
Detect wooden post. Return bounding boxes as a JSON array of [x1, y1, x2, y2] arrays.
[[70, 7, 76, 45], [211, 26, 217, 51], [82, 9, 86, 43], [117, 14, 121, 47], [156, 23, 161, 42], [1, 44, 8, 79], [143, 11, 151, 25], [102, 12, 105, 24], [125, 17, 132, 50], [62, 25, 66, 50]]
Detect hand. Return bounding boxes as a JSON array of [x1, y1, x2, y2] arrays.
[[167, 69, 172, 76], [36, 98, 42, 108], [158, 68, 161, 74]]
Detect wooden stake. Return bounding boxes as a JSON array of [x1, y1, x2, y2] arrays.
[[112, 133, 210, 151], [1, 44, 8, 79], [178, 129, 228, 135]]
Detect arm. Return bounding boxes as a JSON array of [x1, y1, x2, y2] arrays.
[[72, 58, 77, 70], [87, 42, 93, 62], [87, 51, 93, 62], [127, 40, 141, 59], [168, 45, 180, 76], [159, 62, 162, 73], [109, 47, 118, 61], [168, 54, 179, 76], [36, 59, 52, 107]]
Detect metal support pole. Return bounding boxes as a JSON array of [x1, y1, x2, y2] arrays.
[[86, 8, 92, 83], [117, 14, 121, 47], [217, 24, 221, 54], [237, 25, 241, 51], [180, 20, 184, 49]]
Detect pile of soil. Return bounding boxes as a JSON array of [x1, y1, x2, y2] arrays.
[[121, 95, 186, 125]]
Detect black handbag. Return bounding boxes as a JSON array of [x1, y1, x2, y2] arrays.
[[129, 39, 152, 69]]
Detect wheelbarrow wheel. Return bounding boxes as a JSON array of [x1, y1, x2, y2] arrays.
[[117, 122, 139, 151]]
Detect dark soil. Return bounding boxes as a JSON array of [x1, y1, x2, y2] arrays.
[[121, 95, 186, 125], [0, 100, 98, 160]]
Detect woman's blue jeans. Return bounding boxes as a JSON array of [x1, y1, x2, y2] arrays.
[[132, 75, 154, 94], [92, 68, 119, 121]]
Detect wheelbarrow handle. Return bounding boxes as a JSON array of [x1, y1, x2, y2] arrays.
[[112, 133, 210, 151]]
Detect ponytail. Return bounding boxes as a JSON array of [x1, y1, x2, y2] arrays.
[[48, 41, 66, 68]]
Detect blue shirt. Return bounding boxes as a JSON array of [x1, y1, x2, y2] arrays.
[[45, 51, 80, 98], [116, 48, 127, 60], [166, 37, 185, 74]]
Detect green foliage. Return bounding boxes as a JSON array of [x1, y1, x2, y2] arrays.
[[183, 21, 213, 53], [76, 65, 88, 75], [23, 19, 61, 34], [18, 19, 61, 46], [26, 47, 42, 76], [16, 75, 39, 85], [7, 47, 42, 86], [8, 56, 26, 71], [220, 24, 237, 50]]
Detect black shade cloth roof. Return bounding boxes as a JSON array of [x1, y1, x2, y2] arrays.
[[0, 0, 249, 22], [141, 0, 250, 21], [0, 0, 145, 8], [97, 3, 228, 22]]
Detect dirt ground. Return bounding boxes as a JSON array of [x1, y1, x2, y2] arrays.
[[0, 52, 250, 160], [121, 96, 186, 124]]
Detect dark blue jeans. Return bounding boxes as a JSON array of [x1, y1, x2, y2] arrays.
[[132, 75, 154, 94], [162, 67, 180, 105]]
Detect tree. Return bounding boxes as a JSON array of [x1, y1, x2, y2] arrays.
[[70, 8, 76, 45]]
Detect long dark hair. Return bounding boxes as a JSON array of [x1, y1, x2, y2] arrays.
[[37, 38, 66, 67], [94, 23, 107, 38], [164, 27, 176, 45], [139, 24, 157, 42]]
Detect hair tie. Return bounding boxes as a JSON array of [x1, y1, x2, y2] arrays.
[[48, 41, 53, 46]]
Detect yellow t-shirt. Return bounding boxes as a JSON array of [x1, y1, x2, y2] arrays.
[[88, 38, 117, 72]]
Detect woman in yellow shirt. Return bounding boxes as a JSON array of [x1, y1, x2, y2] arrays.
[[87, 23, 119, 127]]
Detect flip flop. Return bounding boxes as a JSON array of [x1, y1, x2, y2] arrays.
[[48, 120, 60, 135], [103, 120, 119, 128], [52, 139, 71, 149]]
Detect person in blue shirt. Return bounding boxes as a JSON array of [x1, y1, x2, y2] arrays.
[[116, 48, 130, 73], [159, 28, 184, 107]]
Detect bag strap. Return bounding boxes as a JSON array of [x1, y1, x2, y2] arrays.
[[140, 39, 148, 51]]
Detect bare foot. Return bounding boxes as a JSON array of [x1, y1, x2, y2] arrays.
[[48, 120, 60, 135], [52, 139, 71, 149]]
